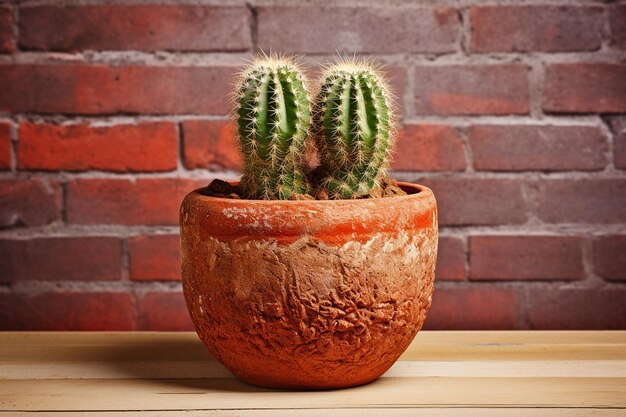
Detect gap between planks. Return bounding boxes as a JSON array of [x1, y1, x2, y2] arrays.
[[2, 408, 626, 417]]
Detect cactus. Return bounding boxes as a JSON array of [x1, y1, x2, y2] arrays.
[[313, 60, 395, 199], [234, 56, 311, 200]]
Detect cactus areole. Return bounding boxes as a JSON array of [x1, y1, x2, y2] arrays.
[[179, 56, 438, 389]]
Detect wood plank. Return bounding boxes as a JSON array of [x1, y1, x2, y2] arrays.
[[3, 409, 626, 417], [2, 331, 625, 363], [2, 360, 625, 380], [2, 331, 626, 380], [1, 377, 624, 411], [1, 332, 625, 413]]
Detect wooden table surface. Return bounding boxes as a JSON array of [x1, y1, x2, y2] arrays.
[[0, 331, 625, 416]]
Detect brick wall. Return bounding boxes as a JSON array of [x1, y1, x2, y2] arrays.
[[1, 0, 625, 331]]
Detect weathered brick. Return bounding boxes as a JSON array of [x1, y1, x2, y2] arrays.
[[616, 132, 626, 170], [543, 64, 626, 114], [593, 236, 626, 282], [258, 6, 459, 54], [0, 121, 10, 169], [609, 5, 626, 50], [527, 289, 626, 330], [413, 65, 529, 115], [182, 120, 241, 170], [423, 286, 517, 330], [0, 291, 135, 330], [137, 292, 194, 331], [436, 236, 466, 281], [0, 178, 61, 228], [470, 236, 584, 281], [609, 117, 626, 169], [0, 237, 122, 282], [129, 235, 181, 281], [609, 116, 626, 133], [534, 179, 626, 224], [0, 6, 14, 53], [417, 178, 527, 226], [19, 122, 178, 172], [392, 124, 465, 172], [67, 178, 205, 225], [470, 5, 603, 52], [19, 5, 251, 52], [0, 64, 235, 115], [469, 124, 607, 171]]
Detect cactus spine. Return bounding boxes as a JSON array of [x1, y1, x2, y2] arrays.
[[313, 60, 395, 199], [235, 56, 311, 200]]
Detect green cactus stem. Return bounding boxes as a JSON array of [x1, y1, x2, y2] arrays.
[[234, 56, 311, 199], [313, 60, 396, 199]]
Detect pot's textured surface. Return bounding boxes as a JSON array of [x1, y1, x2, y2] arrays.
[[180, 183, 438, 389]]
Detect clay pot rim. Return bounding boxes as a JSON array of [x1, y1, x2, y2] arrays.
[[190, 181, 432, 206]]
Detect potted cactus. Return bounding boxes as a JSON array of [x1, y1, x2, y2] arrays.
[[180, 56, 438, 389]]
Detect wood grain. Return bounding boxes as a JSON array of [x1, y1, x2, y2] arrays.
[[0, 331, 624, 414]]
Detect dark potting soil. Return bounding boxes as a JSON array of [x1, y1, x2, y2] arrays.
[[200, 177, 408, 200]]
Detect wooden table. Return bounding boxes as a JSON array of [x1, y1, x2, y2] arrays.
[[0, 332, 625, 416]]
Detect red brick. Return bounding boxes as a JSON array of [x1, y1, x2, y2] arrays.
[[67, 178, 205, 225], [609, 5, 626, 50], [534, 179, 626, 224], [19, 5, 251, 52], [527, 288, 626, 330], [0, 237, 122, 282], [0, 178, 61, 228], [436, 236, 466, 281], [417, 178, 527, 226], [470, 236, 584, 281], [0, 6, 14, 53], [129, 235, 181, 281], [470, 5, 603, 53], [543, 64, 626, 114], [257, 6, 459, 54], [182, 120, 241, 170], [414, 65, 529, 115], [593, 236, 626, 281], [137, 292, 194, 331], [0, 121, 11, 169], [19, 122, 178, 172], [469, 124, 607, 171], [423, 286, 517, 330], [392, 124, 465, 172], [0, 291, 135, 330], [0, 64, 235, 115]]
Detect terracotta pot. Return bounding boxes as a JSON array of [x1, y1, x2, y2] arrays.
[[180, 182, 438, 389]]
